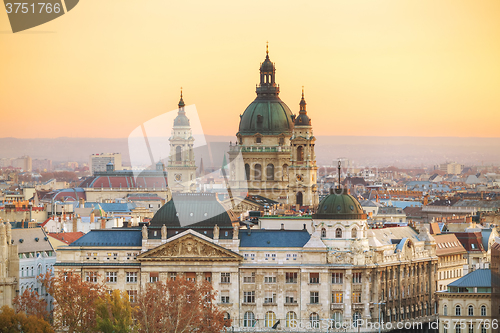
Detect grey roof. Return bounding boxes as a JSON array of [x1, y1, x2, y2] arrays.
[[481, 229, 492, 251], [84, 202, 137, 213], [448, 269, 493, 288], [70, 229, 142, 247], [11, 228, 54, 253], [370, 227, 420, 246], [239, 230, 310, 248]]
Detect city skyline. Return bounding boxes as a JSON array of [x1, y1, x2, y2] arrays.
[[1, 0, 500, 138]]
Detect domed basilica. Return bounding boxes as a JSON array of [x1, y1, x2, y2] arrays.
[[228, 46, 319, 208]]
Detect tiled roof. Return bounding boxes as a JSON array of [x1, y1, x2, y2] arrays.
[[434, 234, 467, 256], [70, 229, 142, 247], [47, 232, 85, 245], [448, 269, 492, 288], [453, 232, 485, 252], [239, 230, 310, 248]]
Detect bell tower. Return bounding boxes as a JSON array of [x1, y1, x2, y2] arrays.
[[167, 89, 197, 192], [288, 88, 318, 208]]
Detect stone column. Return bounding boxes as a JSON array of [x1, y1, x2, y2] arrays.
[[362, 270, 372, 320], [344, 269, 353, 321]]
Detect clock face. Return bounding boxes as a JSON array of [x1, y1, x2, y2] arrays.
[[174, 174, 182, 182], [296, 174, 303, 182]]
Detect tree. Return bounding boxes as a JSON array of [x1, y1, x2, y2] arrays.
[[40, 270, 105, 333], [95, 289, 134, 333], [0, 306, 54, 333], [13, 289, 49, 320], [134, 278, 227, 333]]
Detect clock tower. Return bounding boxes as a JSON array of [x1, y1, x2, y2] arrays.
[[167, 90, 197, 192], [288, 89, 318, 208]]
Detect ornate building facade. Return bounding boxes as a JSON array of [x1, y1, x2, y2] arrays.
[[166, 91, 197, 193], [55, 191, 439, 331], [228, 48, 318, 207]]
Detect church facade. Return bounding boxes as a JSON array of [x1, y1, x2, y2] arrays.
[[228, 48, 319, 208]]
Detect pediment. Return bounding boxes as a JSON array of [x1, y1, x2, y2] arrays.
[[138, 233, 242, 262]]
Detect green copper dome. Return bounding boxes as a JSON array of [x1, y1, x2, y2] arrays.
[[313, 190, 366, 220], [238, 98, 294, 136]]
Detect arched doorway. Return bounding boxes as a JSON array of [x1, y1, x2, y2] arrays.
[[296, 192, 303, 206]]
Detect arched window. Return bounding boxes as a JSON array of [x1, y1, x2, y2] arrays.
[[265, 311, 276, 327], [254, 164, 262, 181], [37, 265, 42, 275], [297, 146, 304, 161], [282, 164, 289, 180], [286, 311, 297, 328], [321, 228, 326, 238], [331, 312, 343, 328], [481, 305, 486, 316], [243, 312, 255, 327], [175, 146, 182, 162], [245, 164, 250, 181], [353, 312, 361, 327], [310, 313, 319, 328], [351, 227, 358, 239], [223, 312, 231, 327], [296, 192, 303, 206], [21, 267, 24, 277], [266, 164, 274, 181], [335, 228, 342, 238], [30, 266, 34, 276], [468, 305, 474, 316], [455, 305, 461, 316]]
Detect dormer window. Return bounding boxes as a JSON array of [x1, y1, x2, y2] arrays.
[[256, 137, 261, 144]]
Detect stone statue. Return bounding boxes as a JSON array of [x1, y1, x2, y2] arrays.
[[161, 224, 167, 240], [213, 224, 219, 239], [142, 225, 148, 240], [311, 222, 316, 233], [233, 224, 239, 239]]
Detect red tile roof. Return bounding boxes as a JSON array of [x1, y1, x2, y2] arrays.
[[48, 232, 85, 245]]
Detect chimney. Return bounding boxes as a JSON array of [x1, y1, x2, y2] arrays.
[[72, 216, 78, 232], [100, 218, 106, 230]]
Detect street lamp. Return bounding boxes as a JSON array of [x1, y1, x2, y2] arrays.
[[374, 302, 385, 333]]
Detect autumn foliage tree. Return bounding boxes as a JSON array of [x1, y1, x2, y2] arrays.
[[41, 270, 105, 333], [95, 289, 134, 333], [13, 289, 49, 320], [0, 306, 54, 333], [134, 278, 227, 333]]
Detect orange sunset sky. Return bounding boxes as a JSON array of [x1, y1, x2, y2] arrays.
[[1, 0, 499, 139]]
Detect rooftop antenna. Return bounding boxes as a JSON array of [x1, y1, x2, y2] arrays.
[[338, 160, 341, 189]]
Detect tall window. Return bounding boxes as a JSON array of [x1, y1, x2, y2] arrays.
[[332, 272, 343, 284], [243, 291, 255, 304], [332, 292, 343, 303], [220, 273, 230, 283], [310, 292, 319, 304], [297, 146, 304, 161], [245, 164, 250, 180], [321, 228, 326, 238], [444, 305, 448, 316], [456, 305, 461, 316], [310, 313, 319, 328], [243, 312, 255, 327], [127, 290, 137, 303], [353, 312, 361, 327], [106, 271, 117, 283], [353, 293, 362, 303], [175, 146, 182, 162], [286, 311, 297, 328], [265, 311, 276, 328], [286, 272, 297, 283], [254, 164, 262, 181], [352, 272, 362, 284], [332, 312, 343, 327], [221, 291, 230, 304], [335, 228, 342, 238], [309, 273, 319, 284], [351, 227, 358, 239], [468, 305, 474, 316], [480, 305, 486, 316], [266, 164, 274, 180]]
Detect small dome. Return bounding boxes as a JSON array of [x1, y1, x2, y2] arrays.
[[260, 57, 274, 73], [294, 113, 311, 126], [313, 190, 366, 220], [174, 114, 190, 126]]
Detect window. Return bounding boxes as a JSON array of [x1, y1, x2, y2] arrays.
[[353, 292, 362, 303], [444, 305, 448, 316], [352, 272, 362, 284], [469, 324, 474, 333], [481, 324, 486, 333], [127, 290, 137, 303], [332, 272, 343, 284], [150, 272, 159, 283], [353, 312, 361, 327], [285, 291, 297, 304], [221, 272, 230, 283], [297, 146, 304, 161], [286, 311, 297, 328], [468, 305, 474, 316], [254, 164, 262, 180], [286, 253, 297, 260], [321, 228, 326, 238], [204, 272, 212, 282], [309, 273, 319, 284], [310, 313, 319, 328], [85, 271, 97, 283], [106, 271, 117, 283], [332, 292, 343, 303], [264, 291, 276, 304], [256, 137, 261, 144], [456, 305, 461, 316], [243, 291, 255, 304], [266, 164, 274, 181], [286, 272, 297, 283], [126, 272, 138, 283], [335, 228, 342, 238], [243, 312, 255, 328], [265, 253, 270, 260], [351, 228, 358, 239], [245, 164, 250, 180], [481, 305, 486, 316], [310, 291, 319, 304], [243, 272, 255, 283], [265, 311, 276, 328], [264, 275, 276, 283], [456, 327, 462, 333], [175, 146, 182, 161], [185, 272, 196, 282], [221, 291, 230, 304], [169, 272, 176, 281]]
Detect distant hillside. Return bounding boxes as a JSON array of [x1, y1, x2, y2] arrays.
[[0, 136, 499, 168]]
